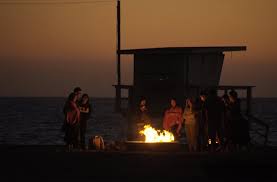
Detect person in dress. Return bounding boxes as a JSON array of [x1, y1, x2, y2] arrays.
[[64, 92, 80, 151], [183, 98, 199, 152]]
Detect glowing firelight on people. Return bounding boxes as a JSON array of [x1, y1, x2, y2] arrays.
[[139, 125, 175, 143]]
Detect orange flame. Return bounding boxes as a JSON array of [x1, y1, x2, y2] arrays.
[[139, 124, 175, 143]]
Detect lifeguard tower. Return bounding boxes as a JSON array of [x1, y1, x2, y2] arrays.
[[113, 1, 253, 116], [113, 46, 255, 115]]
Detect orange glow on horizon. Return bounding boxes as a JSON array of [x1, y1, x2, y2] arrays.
[[0, 0, 277, 97]]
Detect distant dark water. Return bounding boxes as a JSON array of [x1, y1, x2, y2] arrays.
[[0, 97, 126, 145], [0, 97, 276, 146]]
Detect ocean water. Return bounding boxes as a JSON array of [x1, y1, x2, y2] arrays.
[[0, 98, 126, 145], [0, 97, 276, 146]]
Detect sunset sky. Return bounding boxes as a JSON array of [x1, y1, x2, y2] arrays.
[[0, 0, 276, 97]]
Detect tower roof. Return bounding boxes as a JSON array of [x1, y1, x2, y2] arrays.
[[118, 46, 246, 55]]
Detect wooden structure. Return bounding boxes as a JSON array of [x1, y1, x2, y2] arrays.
[[113, 1, 254, 116], [113, 46, 255, 115]]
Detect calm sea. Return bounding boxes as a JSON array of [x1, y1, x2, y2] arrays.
[[0, 97, 276, 146]]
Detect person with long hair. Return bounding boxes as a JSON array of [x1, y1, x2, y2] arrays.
[[63, 87, 82, 115], [163, 98, 183, 138], [183, 98, 199, 152], [64, 92, 80, 151]]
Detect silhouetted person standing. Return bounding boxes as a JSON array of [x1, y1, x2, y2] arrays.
[[62, 87, 82, 132], [183, 98, 199, 152], [79, 94, 92, 149], [221, 93, 232, 151], [198, 91, 208, 151], [229, 90, 250, 150], [204, 89, 224, 152], [64, 93, 80, 151], [63, 87, 82, 115]]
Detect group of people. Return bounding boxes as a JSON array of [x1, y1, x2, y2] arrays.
[[134, 89, 250, 152], [62, 86, 250, 152], [62, 87, 92, 151]]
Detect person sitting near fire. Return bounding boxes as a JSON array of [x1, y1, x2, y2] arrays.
[[129, 97, 151, 140], [163, 98, 183, 137], [135, 97, 151, 129]]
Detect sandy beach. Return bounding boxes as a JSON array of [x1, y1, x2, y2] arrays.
[[1, 145, 277, 182]]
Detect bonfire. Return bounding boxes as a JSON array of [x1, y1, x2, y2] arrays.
[[139, 124, 175, 143]]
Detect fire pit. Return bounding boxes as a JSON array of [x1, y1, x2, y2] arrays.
[[124, 124, 185, 152], [124, 141, 184, 152]]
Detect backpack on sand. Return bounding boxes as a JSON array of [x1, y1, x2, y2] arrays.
[[89, 136, 105, 150]]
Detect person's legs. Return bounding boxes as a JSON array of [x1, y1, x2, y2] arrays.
[[136, 123, 145, 141], [176, 122, 182, 136], [127, 122, 137, 141], [72, 124, 80, 149], [65, 125, 75, 151], [80, 120, 87, 148], [198, 120, 206, 152], [198, 124, 203, 151], [189, 124, 195, 152], [189, 126, 195, 151], [208, 121, 216, 152], [216, 120, 223, 146], [191, 122, 199, 152], [203, 122, 209, 151], [214, 120, 223, 152], [170, 124, 179, 140], [185, 124, 192, 152], [64, 125, 70, 150]]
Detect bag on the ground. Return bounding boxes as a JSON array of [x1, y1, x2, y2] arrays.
[[89, 136, 105, 150]]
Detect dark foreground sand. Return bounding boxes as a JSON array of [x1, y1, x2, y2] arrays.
[[1, 145, 277, 182]]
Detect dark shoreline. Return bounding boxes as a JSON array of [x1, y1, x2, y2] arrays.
[[1, 145, 277, 181]]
